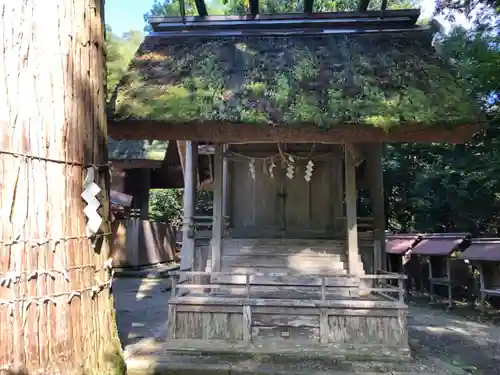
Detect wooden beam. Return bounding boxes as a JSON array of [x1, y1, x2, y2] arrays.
[[344, 143, 359, 275], [107, 120, 481, 144], [211, 144, 224, 272], [194, 0, 208, 17]]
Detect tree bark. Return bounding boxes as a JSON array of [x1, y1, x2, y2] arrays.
[[0, 1, 123, 374]]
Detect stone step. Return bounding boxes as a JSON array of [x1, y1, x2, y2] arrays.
[[126, 352, 425, 375]]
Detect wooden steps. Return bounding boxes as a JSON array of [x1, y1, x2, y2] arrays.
[[218, 238, 366, 280]]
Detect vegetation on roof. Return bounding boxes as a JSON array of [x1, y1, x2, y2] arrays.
[[112, 32, 480, 129]]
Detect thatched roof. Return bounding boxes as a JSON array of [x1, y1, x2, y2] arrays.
[[111, 30, 480, 130]]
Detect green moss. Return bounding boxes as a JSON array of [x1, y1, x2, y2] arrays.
[[240, 108, 270, 123], [286, 93, 324, 125], [113, 33, 482, 129]]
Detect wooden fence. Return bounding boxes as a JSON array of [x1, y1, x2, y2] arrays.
[[111, 218, 178, 267]]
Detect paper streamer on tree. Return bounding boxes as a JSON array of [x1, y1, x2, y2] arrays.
[[81, 167, 102, 236]]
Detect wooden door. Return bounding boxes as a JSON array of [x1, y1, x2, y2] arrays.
[[282, 158, 343, 237]]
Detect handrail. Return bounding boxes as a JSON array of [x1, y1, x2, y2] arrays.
[[170, 270, 406, 301]]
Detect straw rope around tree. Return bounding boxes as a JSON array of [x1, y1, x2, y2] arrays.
[[0, 1, 124, 374]]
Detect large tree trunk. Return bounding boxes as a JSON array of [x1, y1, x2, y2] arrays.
[[0, 1, 123, 374]]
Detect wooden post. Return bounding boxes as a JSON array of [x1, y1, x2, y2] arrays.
[[321, 276, 326, 301], [428, 258, 434, 301], [0, 0, 123, 373], [446, 257, 453, 308], [181, 141, 198, 272], [367, 143, 386, 272], [211, 144, 224, 272], [344, 143, 359, 275], [222, 144, 230, 220], [479, 263, 485, 312]]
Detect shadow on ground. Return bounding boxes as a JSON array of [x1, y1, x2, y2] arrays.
[[409, 304, 500, 375], [113, 276, 171, 349], [113, 276, 500, 375]]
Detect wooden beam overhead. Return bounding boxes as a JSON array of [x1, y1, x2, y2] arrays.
[[107, 119, 481, 144], [304, 0, 314, 13], [194, 0, 208, 17], [249, 0, 259, 17], [358, 0, 370, 11]]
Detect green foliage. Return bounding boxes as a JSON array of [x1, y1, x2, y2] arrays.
[[149, 189, 184, 227], [384, 12, 500, 235], [105, 26, 144, 102], [149, 189, 214, 228]]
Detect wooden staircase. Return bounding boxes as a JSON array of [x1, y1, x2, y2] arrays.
[[208, 238, 366, 299]]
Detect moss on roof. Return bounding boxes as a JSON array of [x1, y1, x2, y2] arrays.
[[112, 31, 480, 129]]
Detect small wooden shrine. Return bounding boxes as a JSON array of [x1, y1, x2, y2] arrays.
[[411, 233, 471, 307], [108, 0, 481, 361], [463, 238, 500, 310]]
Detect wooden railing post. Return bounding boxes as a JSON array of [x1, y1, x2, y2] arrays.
[[321, 276, 326, 301], [245, 274, 250, 298], [171, 274, 178, 297], [398, 277, 404, 302]]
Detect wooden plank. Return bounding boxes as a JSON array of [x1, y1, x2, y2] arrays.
[[251, 326, 320, 343], [222, 238, 347, 248], [164, 339, 412, 361], [242, 305, 251, 342], [320, 309, 329, 344], [169, 296, 407, 309], [251, 306, 320, 315], [176, 284, 222, 289], [174, 311, 243, 341], [213, 287, 354, 299], [252, 314, 319, 328], [167, 304, 177, 339], [328, 315, 405, 346], [175, 305, 243, 313], [327, 308, 402, 317], [482, 288, 500, 296], [211, 274, 359, 286]]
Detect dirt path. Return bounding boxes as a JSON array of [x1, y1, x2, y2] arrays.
[[408, 304, 500, 375], [113, 278, 500, 374]]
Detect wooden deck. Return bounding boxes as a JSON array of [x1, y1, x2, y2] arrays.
[[166, 271, 409, 361]]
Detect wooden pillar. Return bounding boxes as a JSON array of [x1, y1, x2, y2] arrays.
[[124, 168, 150, 218], [180, 141, 198, 272], [222, 144, 230, 219], [140, 169, 151, 219], [344, 143, 359, 275], [211, 144, 224, 272], [368, 143, 386, 271]]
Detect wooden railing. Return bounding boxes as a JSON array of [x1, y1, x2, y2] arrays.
[[334, 216, 374, 232], [375, 269, 406, 301], [193, 215, 230, 239], [170, 271, 406, 302]]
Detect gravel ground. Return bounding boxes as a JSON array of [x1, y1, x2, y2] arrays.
[[113, 277, 500, 374]]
